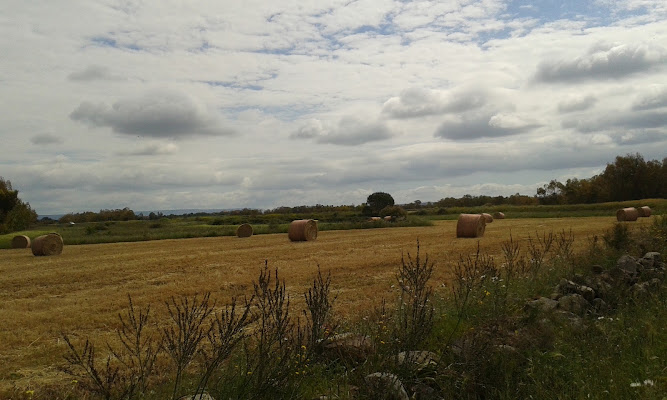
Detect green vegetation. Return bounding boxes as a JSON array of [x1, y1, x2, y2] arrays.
[[47, 215, 667, 399], [0, 176, 37, 234]]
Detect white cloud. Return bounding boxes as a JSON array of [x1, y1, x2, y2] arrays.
[[1, 0, 666, 214]]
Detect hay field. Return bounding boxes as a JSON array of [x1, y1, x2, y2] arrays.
[[0, 217, 652, 390]]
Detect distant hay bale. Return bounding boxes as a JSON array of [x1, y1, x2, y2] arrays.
[[11, 235, 31, 249], [637, 206, 652, 218], [493, 212, 505, 219], [456, 214, 486, 238], [236, 223, 253, 238], [384, 216, 393, 222], [482, 213, 494, 223], [616, 208, 639, 222], [31, 233, 64, 256], [288, 219, 318, 241], [368, 217, 382, 222]]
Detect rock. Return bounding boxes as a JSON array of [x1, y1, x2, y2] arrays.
[[591, 298, 610, 314], [178, 394, 214, 400], [553, 311, 584, 329], [617, 255, 640, 276], [364, 372, 409, 400], [630, 282, 650, 299], [591, 265, 604, 275], [494, 344, 518, 355], [409, 383, 444, 400], [525, 297, 559, 314], [396, 351, 438, 371], [555, 279, 596, 302], [642, 252, 662, 266], [584, 276, 612, 300], [558, 294, 590, 316], [323, 333, 374, 363]]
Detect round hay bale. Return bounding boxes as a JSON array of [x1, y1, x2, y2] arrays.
[[11, 235, 31, 249], [493, 212, 505, 219], [456, 214, 486, 238], [637, 206, 652, 218], [482, 213, 494, 223], [288, 219, 318, 242], [383, 216, 393, 222], [616, 208, 639, 222], [236, 223, 253, 238], [31, 233, 64, 256], [368, 217, 382, 222]]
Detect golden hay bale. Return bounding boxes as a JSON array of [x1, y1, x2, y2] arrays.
[[493, 212, 505, 219], [288, 219, 318, 241], [368, 217, 382, 222], [616, 208, 639, 222], [31, 233, 64, 256], [456, 214, 486, 238], [11, 235, 31, 249], [482, 213, 494, 223], [236, 223, 253, 238], [637, 206, 652, 217], [384, 216, 393, 222]]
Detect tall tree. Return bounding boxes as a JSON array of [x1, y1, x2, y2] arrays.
[[0, 177, 37, 233]]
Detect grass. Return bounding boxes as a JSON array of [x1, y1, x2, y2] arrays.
[[1, 215, 664, 398], [0, 217, 432, 249], [424, 198, 667, 220]]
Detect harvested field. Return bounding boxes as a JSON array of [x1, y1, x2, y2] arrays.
[[0, 217, 652, 391]]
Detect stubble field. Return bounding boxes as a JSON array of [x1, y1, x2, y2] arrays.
[[0, 216, 652, 391]]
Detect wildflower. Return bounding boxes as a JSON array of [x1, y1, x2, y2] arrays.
[[25, 390, 34, 397], [484, 290, 490, 296]]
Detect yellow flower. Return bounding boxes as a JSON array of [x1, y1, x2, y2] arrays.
[[25, 390, 34, 397]]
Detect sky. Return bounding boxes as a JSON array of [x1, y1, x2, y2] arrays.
[[1, 0, 666, 215]]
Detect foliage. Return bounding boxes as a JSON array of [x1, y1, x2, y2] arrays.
[[379, 205, 407, 219], [0, 176, 37, 233], [365, 192, 395, 215]]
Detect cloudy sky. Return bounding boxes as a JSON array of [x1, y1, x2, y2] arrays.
[[1, 0, 666, 214]]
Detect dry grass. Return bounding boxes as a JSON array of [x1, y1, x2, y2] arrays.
[[0, 217, 653, 392]]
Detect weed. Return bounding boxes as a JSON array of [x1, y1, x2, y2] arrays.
[[163, 293, 215, 400], [395, 241, 435, 350]]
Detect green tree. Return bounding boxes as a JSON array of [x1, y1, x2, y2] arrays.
[[0, 177, 37, 233], [365, 192, 395, 215]]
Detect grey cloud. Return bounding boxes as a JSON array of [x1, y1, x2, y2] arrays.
[[117, 142, 179, 156], [435, 113, 541, 140], [535, 43, 667, 83], [70, 90, 235, 138], [291, 116, 393, 146], [30, 134, 64, 145], [558, 95, 597, 113], [632, 87, 667, 111], [68, 65, 120, 81], [565, 110, 667, 133], [613, 130, 667, 146], [382, 87, 486, 119]]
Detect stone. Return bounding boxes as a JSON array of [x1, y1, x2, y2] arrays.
[[558, 294, 590, 316], [591, 265, 604, 275], [555, 279, 596, 302], [591, 298, 610, 314], [364, 372, 409, 400], [397, 351, 438, 372], [525, 297, 558, 314], [178, 394, 214, 400], [617, 255, 640, 276], [323, 333, 374, 363]]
